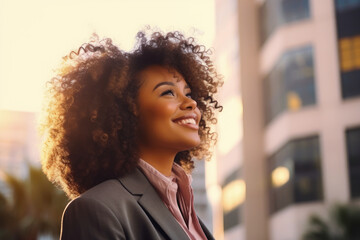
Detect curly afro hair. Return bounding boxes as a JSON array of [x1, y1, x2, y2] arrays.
[[40, 31, 223, 199]]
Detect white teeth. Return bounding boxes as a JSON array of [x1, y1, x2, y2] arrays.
[[177, 118, 196, 125]]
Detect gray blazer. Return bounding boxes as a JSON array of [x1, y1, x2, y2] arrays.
[[61, 168, 214, 240]]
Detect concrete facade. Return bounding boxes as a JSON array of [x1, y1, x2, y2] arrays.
[[213, 0, 360, 239], [0, 110, 40, 198]]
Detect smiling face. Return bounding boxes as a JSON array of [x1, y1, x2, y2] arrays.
[[136, 65, 201, 154]]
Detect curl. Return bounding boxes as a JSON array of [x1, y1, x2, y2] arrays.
[[40, 30, 223, 199]]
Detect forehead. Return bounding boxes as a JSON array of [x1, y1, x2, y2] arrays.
[[138, 65, 186, 86]]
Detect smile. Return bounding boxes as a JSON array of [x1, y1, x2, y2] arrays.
[[173, 117, 199, 130]]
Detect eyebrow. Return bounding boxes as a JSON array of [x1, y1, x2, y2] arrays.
[[152, 81, 190, 91]]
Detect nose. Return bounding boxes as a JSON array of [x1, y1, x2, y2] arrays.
[[180, 95, 197, 110]]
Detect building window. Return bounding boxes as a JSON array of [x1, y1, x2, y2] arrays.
[[222, 169, 244, 230], [264, 45, 316, 124], [268, 136, 323, 214], [346, 127, 360, 198], [335, 0, 360, 12], [260, 0, 310, 44], [334, 1, 360, 98]]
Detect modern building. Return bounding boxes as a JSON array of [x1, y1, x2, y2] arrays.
[[0, 110, 40, 176], [0, 110, 40, 197], [212, 0, 360, 239], [192, 159, 213, 231]]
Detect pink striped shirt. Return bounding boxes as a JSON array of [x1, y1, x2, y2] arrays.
[[138, 159, 207, 240]]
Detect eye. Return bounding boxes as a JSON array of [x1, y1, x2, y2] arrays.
[[160, 90, 175, 96], [186, 92, 192, 98]]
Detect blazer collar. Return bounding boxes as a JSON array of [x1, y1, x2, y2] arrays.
[[118, 168, 190, 240]]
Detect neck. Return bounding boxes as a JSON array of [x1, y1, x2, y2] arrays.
[[139, 147, 177, 176]]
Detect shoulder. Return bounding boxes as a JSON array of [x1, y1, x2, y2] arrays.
[[69, 176, 140, 212], [61, 181, 127, 240], [65, 168, 150, 214], [61, 178, 138, 239], [63, 179, 130, 219], [81, 179, 126, 201]]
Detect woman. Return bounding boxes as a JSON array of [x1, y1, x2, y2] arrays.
[[40, 31, 222, 240]]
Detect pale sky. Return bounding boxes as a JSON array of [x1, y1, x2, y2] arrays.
[[0, 0, 215, 112]]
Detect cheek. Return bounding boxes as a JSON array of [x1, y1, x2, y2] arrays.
[[140, 102, 175, 127]]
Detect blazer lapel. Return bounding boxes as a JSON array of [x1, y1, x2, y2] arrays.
[[198, 217, 215, 240], [118, 168, 189, 240]]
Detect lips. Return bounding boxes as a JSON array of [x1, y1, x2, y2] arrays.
[[172, 114, 199, 130], [176, 118, 196, 125]]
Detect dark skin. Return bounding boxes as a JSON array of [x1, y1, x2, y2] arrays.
[[41, 31, 223, 199], [136, 65, 201, 176]]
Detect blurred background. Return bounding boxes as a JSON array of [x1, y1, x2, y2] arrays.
[[1, 0, 360, 239]]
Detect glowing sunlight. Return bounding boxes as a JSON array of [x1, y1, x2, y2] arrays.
[[0, 0, 215, 112]]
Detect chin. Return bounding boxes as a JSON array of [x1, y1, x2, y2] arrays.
[[178, 137, 201, 151]]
